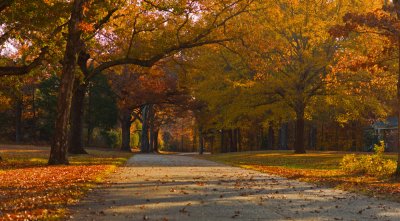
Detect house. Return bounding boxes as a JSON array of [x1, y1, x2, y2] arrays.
[[371, 117, 398, 152]]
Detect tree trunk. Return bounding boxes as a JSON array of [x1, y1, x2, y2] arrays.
[[232, 128, 238, 152], [199, 127, 204, 154], [48, 0, 85, 165], [15, 95, 22, 144], [31, 85, 37, 141], [220, 129, 225, 153], [149, 108, 155, 152], [228, 129, 234, 152], [86, 83, 93, 146], [153, 129, 159, 153], [279, 123, 288, 150], [120, 108, 132, 152], [294, 110, 306, 154], [68, 82, 88, 154], [237, 128, 241, 152], [140, 105, 150, 153], [268, 122, 275, 149]]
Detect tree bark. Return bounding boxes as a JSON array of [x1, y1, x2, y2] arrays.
[[294, 110, 306, 154], [48, 0, 85, 165], [68, 82, 88, 154], [120, 108, 132, 152]]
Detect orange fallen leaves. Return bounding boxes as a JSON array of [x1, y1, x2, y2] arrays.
[[0, 145, 132, 221]]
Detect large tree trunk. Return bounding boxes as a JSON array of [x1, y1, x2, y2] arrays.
[[68, 82, 88, 154], [48, 0, 85, 165], [140, 105, 150, 153], [120, 108, 132, 152], [15, 95, 22, 143], [294, 110, 306, 154]]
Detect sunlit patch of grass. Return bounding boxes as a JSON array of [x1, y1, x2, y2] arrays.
[[200, 150, 400, 202], [0, 145, 133, 220]]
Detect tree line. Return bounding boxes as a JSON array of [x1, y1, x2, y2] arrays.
[[0, 0, 400, 176]]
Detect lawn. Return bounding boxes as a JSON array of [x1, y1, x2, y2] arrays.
[[0, 145, 132, 221], [199, 150, 400, 202]]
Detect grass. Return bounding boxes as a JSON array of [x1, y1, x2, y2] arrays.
[[199, 150, 400, 202], [0, 144, 133, 221]]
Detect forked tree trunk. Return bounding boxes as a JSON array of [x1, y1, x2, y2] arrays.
[[48, 0, 85, 165], [120, 108, 132, 152], [294, 110, 306, 154], [68, 82, 88, 154]]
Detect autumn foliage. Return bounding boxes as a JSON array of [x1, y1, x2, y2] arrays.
[[0, 145, 132, 220]]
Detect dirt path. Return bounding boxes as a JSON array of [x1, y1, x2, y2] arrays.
[[69, 154, 400, 221]]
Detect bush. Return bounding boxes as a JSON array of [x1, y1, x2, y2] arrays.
[[340, 141, 396, 178], [100, 129, 121, 148]]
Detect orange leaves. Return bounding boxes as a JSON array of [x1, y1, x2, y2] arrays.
[[0, 165, 107, 220], [78, 21, 95, 32], [0, 145, 131, 220]]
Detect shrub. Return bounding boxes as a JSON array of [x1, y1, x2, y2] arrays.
[[340, 141, 396, 178], [100, 129, 121, 148]]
